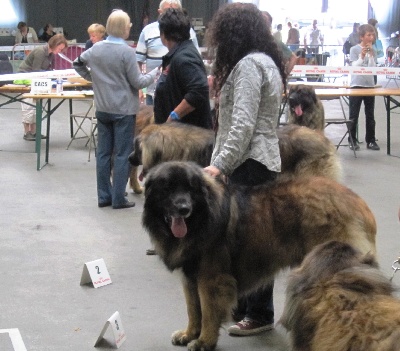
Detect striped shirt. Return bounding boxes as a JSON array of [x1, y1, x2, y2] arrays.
[[136, 21, 199, 96]]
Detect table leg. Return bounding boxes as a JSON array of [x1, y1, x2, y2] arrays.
[[69, 99, 73, 138], [45, 100, 52, 163], [385, 96, 391, 155], [35, 99, 43, 170]]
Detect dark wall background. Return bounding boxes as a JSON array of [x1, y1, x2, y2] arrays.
[[2, 1, 398, 45], [25, 0, 222, 44]]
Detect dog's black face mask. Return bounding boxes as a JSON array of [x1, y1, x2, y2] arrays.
[[144, 162, 209, 239], [288, 86, 317, 117]]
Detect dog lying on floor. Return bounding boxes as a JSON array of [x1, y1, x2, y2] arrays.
[[280, 240, 400, 351], [129, 123, 341, 193], [142, 161, 377, 351], [288, 84, 325, 131]]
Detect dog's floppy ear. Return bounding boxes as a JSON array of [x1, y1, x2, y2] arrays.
[[308, 87, 318, 104], [144, 163, 161, 198]]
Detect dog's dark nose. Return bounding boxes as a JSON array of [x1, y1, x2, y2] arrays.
[[172, 193, 192, 217], [177, 205, 190, 217]]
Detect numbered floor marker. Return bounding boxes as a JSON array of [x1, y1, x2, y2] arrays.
[[94, 311, 126, 349], [0, 329, 27, 351], [80, 258, 112, 288]]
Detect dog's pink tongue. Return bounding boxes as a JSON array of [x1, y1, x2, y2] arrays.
[[294, 105, 303, 116], [139, 171, 144, 182], [171, 217, 187, 238]]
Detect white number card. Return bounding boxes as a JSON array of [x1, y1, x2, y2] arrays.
[[30, 79, 52, 94], [94, 311, 127, 348], [80, 258, 112, 288]]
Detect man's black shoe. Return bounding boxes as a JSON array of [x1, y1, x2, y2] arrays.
[[367, 141, 380, 150]]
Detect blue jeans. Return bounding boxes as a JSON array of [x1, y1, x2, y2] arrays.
[[229, 159, 277, 324], [96, 111, 135, 207]]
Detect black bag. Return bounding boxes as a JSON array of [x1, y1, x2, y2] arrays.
[[0, 53, 13, 86], [343, 39, 352, 55]]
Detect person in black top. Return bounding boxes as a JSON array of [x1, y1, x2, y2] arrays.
[[154, 8, 212, 129], [39, 24, 56, 42]]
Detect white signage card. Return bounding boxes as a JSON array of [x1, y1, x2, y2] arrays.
[[94, 311, 127, 349], [80, 258, 112, 288], [0, 329, 27, 351], [0, 68, 79, 82], [30, 79, 52, 94]]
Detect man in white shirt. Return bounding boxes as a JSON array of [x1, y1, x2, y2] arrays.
[[136, 0, 199, 105], [304, 19, 323, 54]]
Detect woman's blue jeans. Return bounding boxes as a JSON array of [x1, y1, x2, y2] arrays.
[[96, 111, 135, 207]]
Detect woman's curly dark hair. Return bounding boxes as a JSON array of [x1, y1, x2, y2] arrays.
[[206, 3, 287, 95]]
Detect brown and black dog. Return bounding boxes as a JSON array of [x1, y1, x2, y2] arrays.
[[281, 240, 400, 351], [288, 84, 325, 131], [129, 122, 342, 193], [142, 162, 376, 351]]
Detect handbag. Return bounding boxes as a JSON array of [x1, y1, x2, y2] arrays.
[[373, 39, 384, 58]]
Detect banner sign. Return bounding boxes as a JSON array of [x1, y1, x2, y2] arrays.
[[291, 65, 400, 76], [0, 69, 79, 82]]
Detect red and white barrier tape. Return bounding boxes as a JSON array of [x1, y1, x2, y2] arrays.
[[291, 65, 400, 76]]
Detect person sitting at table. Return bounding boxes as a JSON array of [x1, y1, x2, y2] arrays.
[[348, 24, 379, 151], [85, 23, 106, 50], [39, 24, 56, 42], [18, 34, 68, 141], [15, 21, 39, 45]]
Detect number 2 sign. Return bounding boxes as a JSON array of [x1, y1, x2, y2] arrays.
[[80, 258, 112, 288]]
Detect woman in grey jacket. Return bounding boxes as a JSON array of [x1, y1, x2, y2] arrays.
[[74, 10, 158, 209], [204, 3, 287, 337]]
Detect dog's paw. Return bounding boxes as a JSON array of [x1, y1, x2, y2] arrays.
[[132, 186, 143, 194], [171, 330, 193, 346], [187, 339, 216, 351]]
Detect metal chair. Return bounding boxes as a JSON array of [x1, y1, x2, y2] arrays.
[[323, 93, 357, 158], [325, 118, 357, 158], [67, 100, 97, 161]]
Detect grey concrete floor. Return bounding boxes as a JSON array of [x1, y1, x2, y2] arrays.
[[1, 77, 400, 351]]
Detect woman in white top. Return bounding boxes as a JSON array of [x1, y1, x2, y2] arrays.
[[15, 21, 38, 44]]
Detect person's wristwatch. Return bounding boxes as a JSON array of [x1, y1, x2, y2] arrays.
[[169, 111, 180, 120]]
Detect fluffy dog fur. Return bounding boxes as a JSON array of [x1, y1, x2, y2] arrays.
[[135, 104, 154, 133], [129, 104, 154, 193], [129, 123, 341, 193], [277, 124, 341, 181], [142, 162, 376, 351], [280, 241, 400, 351], [288, 84, 325, 131]]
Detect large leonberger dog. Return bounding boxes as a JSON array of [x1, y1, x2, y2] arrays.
[[129, 123, 215, 193], [288, 84, 325, 131], [280, 240, 400, 351], [142, 161, 376, 351], [129, 123, 341, 193]]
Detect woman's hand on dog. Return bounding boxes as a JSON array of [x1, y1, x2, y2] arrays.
[[204, 165, 221, 178]]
